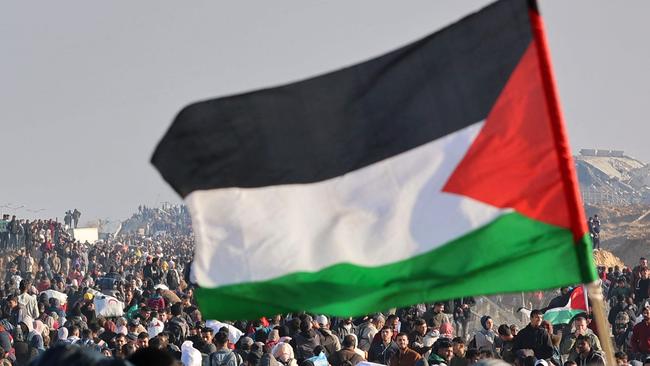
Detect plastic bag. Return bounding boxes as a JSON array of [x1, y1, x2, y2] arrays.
[[181, 341, 202, 366], [306, 352, 329, 366], [94, 294, 124, 317]]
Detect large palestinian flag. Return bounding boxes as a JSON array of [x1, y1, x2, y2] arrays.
[[152, 0, 597, 320]]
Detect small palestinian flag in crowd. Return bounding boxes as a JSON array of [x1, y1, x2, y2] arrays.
[[152, 0, 597, 319], [544, 286, 589, 325]]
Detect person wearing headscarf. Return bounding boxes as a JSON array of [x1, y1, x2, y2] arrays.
[[32, 319, 49, 351], [44, 315, 57, 331], [19, 316, 34, 336], [33, 320, 48, 336], [115, 317, 128, 335], [474, 316, 497, 353], [29, 330, 45, 353], [348, 334, 367, 360], [267, 329, 280, 350], [439, 323, 454, 340], [272, 342, 298, 366], [56, 327, 69, 345], [51, 312, 63, 330], [99, 320, 117, 344]]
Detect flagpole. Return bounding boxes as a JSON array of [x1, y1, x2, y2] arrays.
[[587, 281, 616, 366], [527, 4, 613, 363], [582, 284, 589, 315]]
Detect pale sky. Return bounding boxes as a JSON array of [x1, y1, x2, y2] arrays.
[[2, 1, 649, 223]]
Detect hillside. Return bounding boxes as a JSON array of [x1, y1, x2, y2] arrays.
[[585, 204, 650, 266]]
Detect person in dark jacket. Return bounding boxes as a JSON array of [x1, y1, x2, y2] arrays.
[[369, 326, 399, 365], [408, 319, 431, 356], [424, 338, 454, 366], [449, 337, 467, 366], [574, 335, 605, 366], [335, 317, 358, 342], [496, 324, 515, 364], [512, 310, 553, 360], [143, 257, 162, 284], [391, 333, 422, 366], [609, 295, 627, 326], [291, 315, 322, 363], [328, 335, 364, 366]]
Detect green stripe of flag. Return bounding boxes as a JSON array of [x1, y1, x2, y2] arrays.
[[544, 309, 585, 325], [196, 212, 596, 320]]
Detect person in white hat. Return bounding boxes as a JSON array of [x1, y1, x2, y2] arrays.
[[313, 315, 341, 356]]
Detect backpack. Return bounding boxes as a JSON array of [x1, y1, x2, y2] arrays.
[[615, 311, 630, 333], [318, 329, 338, 356], [210, 350, 238, 366], [339, 351, 363, 366], [166, 318, 188, 346]]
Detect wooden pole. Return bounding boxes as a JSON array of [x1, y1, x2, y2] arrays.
[[528, 4, 613, 362], [587, 281, 616, 365]]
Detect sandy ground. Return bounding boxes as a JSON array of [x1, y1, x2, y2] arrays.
[[585, 204, 650, 268]]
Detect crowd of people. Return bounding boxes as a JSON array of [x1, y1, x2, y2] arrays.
[[0, 215, 69, 252], [119, 205, 192, 237], [0, 208, 648, 366]]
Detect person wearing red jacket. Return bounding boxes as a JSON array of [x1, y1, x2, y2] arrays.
[[631, 307, 650, 358]]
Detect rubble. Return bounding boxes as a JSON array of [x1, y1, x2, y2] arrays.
[[593, 248, 625, 269]]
